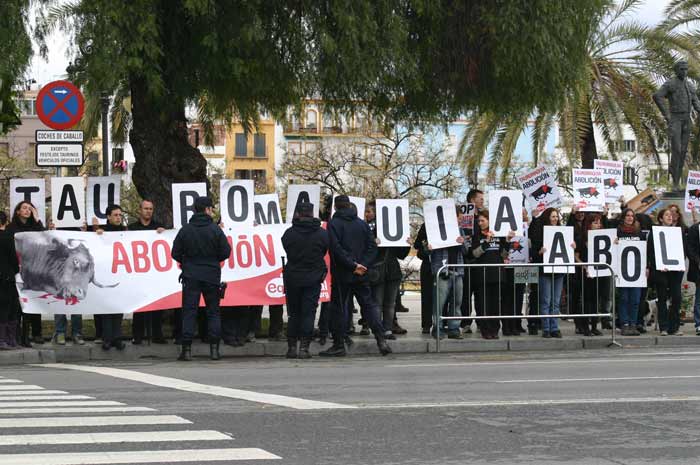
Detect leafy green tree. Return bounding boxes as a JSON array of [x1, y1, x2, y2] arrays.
[[33, 0, 604, 226], [457, 0, 671, 184], [0, 0, 33, 135]]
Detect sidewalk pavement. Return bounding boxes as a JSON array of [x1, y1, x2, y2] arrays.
[[2, 292, 699, 365]]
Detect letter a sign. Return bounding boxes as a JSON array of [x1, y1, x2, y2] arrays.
[[488, 190, 523, 236]]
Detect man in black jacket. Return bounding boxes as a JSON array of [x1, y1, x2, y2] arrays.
[[128, 199, 168, 345], [171, 197, 232, 361], [320, 195, 392, 357], [94, 205, 128, 351], [281, 202, 329, 359]]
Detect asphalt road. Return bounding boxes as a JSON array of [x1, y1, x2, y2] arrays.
[[1, 348, 700, 464]]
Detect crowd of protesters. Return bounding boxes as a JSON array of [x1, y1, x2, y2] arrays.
[[1, 188, 700, 360]]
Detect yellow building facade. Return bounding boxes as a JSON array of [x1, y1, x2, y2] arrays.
[[224, 118, 277, 192]]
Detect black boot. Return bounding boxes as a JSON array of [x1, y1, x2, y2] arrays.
[[319, 340, 346, 357], [298, 337, 312, 359], [376, 334, 392, 356], [286, 338, 298, 359], [210, 342, 221, 360], [178, 344, 192, 361]]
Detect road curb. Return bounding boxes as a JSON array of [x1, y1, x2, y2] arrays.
[[3, 334, 700, 365]]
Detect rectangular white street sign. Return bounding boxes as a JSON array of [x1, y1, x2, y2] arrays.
[[36, 144, 84, 167], [35, 130, 84, 143]]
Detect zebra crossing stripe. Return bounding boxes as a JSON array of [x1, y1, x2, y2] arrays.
[[0, 391, 68, 396], [0, 415, 191, 428], [0, 396, 93, 401], [0, 401, 124, 408], [0, 448, 281, 464], [0, 430, 232, 445], [39, 363, 355, 410], [0, 380, 22, 384], [0, 406, 154, 415], [0, 386, 44, 391]]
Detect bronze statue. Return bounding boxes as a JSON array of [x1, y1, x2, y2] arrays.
[[653, 60, 700, 191]]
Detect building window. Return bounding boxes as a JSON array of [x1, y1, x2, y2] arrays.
[[354, 111, 367, 131], [234, 169, 251, 179], [252, 170, 267, 189], [254, 134, 266, 157], [17, 99, 36, 116], [306, 110, 317, 130], [614, 140, 636, 153], [235, 133, 247, 157], [288, 142, 301, 156], [112, 147, 124, 162], [305, 142, 320, 155], [649, 168, 667, 183], [194, 129, 200, 147]]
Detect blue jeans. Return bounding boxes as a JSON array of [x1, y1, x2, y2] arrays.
[[433, 272, 463, 332], [54, 315, 82, 337], [539, 274, 564, 332], [618, 287, 642, 327], [694, 285, 700, 329]]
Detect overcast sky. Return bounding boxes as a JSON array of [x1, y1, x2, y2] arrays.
[[28, 0, 672, 85]]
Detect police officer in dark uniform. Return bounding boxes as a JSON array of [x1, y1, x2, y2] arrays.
[[320, 195, 392, 357], [171, 196, 231, 361]]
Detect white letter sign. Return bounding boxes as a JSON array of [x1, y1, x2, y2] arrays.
[[424, 198, 460, 250], [10, 179, 45, 227], [172, 182, 206, 228], [220, 179, 254, 226], [254, 194, 283, 225], [488, 190, 523, 236], [376, 199, 410, 247], [616, 240, 647, 287], [51, 177, 85, 228], [586, 229, 616, 277], [86, 176, 121, 225], [543, 226, 575, 274], [286, 185, 320, 223], [652, 226, 685, 271]]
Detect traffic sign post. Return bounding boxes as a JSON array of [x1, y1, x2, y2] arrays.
[[35, 81, 86, 169]]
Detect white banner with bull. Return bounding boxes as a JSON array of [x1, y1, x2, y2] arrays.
[[14, 227, 331, 315]]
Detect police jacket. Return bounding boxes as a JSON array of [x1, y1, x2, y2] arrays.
[[328, 207, 377, 284], [282, 217, 329, 287], [171, 213, 232, 285]]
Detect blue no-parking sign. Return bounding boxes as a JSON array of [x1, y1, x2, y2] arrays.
[[36, 80, 85, 130]]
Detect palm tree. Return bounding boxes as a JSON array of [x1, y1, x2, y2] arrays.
[[457, 0, 669, 185]]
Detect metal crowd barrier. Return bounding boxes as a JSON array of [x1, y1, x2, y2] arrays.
[[434, 262, 620, 352]]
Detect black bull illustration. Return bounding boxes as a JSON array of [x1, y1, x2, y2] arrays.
[[530, 184, 553, 200], [15, 235, 119, 301], [578, 187, 600, 198]]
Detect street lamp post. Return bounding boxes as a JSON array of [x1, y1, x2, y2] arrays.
[[101, 92, 110, 176]]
